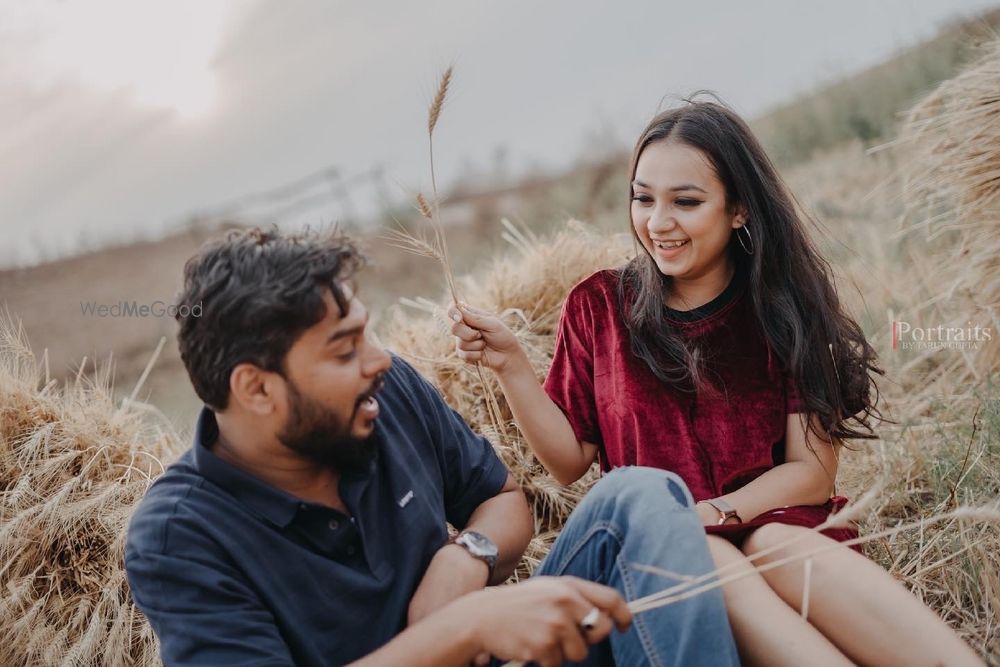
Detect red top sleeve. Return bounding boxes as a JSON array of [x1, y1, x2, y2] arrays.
[[785, 372, 806, 414], [543, 279, 603, 446]]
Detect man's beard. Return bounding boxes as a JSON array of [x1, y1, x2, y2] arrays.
[[276, 376, 382, 473]]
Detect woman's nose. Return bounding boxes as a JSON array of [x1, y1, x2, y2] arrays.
[[646, 206, 677, 234]]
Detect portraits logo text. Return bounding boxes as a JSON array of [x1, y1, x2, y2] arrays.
[[891, 320, 992, 351]]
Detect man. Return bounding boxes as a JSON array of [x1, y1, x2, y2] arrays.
[[125, 227, 739, 666]]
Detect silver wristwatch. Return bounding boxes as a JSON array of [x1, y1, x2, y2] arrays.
[[452, 530, 498, 578]]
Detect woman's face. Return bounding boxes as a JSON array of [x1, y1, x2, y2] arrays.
[[631, 139, 744, 282]]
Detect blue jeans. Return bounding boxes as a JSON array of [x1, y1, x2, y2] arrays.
[[523, 467, 740, 666]]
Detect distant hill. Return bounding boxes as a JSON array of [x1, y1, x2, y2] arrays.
[[752, 6, 1000, 165], [3, 6, 998, 427]]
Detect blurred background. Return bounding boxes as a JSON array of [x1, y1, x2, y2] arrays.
[[2, 0, 999, 432]]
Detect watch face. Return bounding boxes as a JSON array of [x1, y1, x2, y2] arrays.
[[460, 531, 498, 558]]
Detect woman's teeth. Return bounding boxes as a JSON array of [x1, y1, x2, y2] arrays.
[[656, 240, 689, 249]]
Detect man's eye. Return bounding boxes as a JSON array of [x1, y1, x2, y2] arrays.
[[337, 348, 357, 361]]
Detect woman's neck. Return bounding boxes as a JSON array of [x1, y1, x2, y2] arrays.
[[664, 262, 736, 312]]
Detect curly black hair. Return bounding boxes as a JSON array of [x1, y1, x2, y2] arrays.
[[175, 227, 365, 410]]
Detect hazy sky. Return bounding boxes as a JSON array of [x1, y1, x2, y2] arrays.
[[2, 0, 997, 267]]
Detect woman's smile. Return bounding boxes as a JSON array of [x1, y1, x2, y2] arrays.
[[652, 238, 691, 258]]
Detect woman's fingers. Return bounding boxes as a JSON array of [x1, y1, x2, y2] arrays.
[[457, 349, 483, 363], [457, 337, 487, 352], [450, 319, 483, 342]]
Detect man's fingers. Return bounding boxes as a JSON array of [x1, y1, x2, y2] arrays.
[[563, 578, 633, 631], [557, 619, 591, 662], [535, 646, 564, 667], [579, 610, 615, 644]]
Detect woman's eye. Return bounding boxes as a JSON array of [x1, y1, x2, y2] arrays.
[[676, 198, 701, 207], [631, 194, 653, 204]]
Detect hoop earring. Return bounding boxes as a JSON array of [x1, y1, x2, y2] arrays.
[[737, 224, 755, 255]]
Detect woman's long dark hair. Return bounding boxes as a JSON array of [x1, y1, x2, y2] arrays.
[[617, 99, 883, 442]]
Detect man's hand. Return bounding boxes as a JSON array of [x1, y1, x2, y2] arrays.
[[459, 576, 632, 667], [408, 543, 490, 627]]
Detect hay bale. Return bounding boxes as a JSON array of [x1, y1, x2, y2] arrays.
[[894, 36, 1000, 405], [0, 322, 181, 666], [383, 220, 633, 578]]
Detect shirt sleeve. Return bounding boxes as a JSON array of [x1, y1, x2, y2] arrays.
[[785, 371, 806, 414], [393, 357, 509, 529], [543, 281, 602, 446], [125, 522, 294, 667]]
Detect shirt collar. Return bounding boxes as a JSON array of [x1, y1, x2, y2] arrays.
[[191, 407, 302, 528]]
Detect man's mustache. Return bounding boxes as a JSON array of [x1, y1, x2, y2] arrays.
[[357, 374, 386, 405]]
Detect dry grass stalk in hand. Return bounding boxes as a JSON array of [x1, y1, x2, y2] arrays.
[[386, 65, 508, 440], [501, 505, 1000, 667]]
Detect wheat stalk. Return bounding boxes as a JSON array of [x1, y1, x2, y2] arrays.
[[501, 504, 1000, 667], [385, 66, 509, 441]]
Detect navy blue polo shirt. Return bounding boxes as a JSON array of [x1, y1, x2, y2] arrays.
[[125, 356, 509, 666]]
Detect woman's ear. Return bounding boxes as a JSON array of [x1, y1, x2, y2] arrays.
[[731, 204, 749, 229]]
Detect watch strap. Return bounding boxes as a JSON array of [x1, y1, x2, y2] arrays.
[[704, 498, 742, 525], [452, 530, 498, 577]]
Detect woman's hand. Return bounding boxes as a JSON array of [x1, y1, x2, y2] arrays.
[[449, 302, 598, 486], [449, 303, 527, 376], [696, 501, 722, 526], [696, 500, 742, 526]]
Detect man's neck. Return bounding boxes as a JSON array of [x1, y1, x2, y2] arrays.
[[212, 417, 347, 514]]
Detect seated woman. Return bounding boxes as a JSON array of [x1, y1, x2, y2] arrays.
[[449, 100, 983, 666]]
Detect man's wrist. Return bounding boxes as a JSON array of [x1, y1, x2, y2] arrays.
[[439, 543, 490, 585], [448, 590, 489, 656]]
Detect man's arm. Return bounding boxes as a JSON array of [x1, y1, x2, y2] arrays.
[[355, 577, 633, 667], [129, 518, 628, 667], [408, 472, 532, 625], [465, 472, 534, 584], [126, 549, 295, 666]]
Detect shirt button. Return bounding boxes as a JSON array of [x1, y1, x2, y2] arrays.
[[328, 519, 339, 530]]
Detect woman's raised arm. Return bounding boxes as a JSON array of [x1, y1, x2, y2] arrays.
[[449, 303, 599, 485]]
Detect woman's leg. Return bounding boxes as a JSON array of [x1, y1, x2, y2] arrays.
[[741, 523, 984, 667], [533, 467, 740, 667], [705, 535, 852, 666]]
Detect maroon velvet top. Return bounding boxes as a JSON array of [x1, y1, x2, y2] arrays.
[[543, 268, 857, 546]]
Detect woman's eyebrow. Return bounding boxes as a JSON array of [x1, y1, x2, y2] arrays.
[[632, 179, 707, 193]]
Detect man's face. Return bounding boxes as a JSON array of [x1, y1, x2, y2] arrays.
[[275, 288, 392, 471]]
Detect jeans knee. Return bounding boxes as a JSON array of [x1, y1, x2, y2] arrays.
[[589, 466, 694, 510]]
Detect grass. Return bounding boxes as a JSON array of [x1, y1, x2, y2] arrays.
[[383, 38, 1000, 661], [753, 7, 1000, 166], [2, 20, 1000, 667]]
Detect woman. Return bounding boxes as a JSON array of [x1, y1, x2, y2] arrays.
[[449, 101, 982, 666]]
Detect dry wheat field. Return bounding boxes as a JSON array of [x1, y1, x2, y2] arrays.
[[1, 36, 999, 667]]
